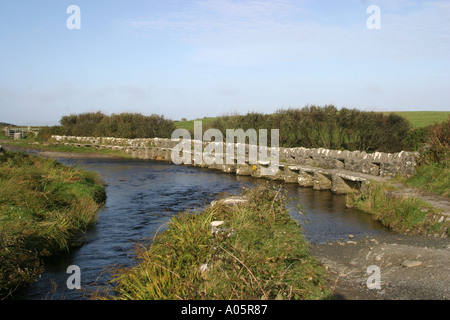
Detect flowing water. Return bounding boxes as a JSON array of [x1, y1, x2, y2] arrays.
[[18, 156, 390, 300]]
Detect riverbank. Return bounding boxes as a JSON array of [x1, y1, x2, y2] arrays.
[[0, 138, 131, 159], [347, 181, 450, 238], [0, 150, 106, 299]]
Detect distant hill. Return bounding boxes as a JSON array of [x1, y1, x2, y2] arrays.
[[0, 122, 15, 127]]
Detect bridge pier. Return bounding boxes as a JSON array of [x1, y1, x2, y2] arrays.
[[236, 163, 253, 176], [332, 175, 359, 194], [284, 166, 299, 183], [313, 171, 333, 191], [298, 169, 314, 188]]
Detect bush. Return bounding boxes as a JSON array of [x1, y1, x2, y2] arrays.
[[418, 117, 450, 167], [35, 126, 64, 141], [405, 117, 450, 197], [59, 112, 176, 139], [60, 112, 106, 137], [211, 105, 413, 152], [405, 126, 430, 151]]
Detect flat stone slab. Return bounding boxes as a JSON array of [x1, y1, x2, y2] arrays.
[[402, 260, 423, 268], [210, 221, 225, 236], [210, 196, 248, 207]]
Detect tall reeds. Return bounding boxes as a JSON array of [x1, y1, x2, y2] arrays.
[[0, 151, 106, 298]]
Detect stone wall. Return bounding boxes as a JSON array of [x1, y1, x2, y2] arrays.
[[50, 135, 418, 195], [279, 147, 418, 177]]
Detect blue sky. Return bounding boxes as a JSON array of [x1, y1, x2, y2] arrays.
[[0, 0, 449, 125]]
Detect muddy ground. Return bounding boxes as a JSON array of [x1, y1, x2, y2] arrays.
[[310, 233, 450, 300]]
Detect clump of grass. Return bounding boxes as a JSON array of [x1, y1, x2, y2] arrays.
[[348, 182, 449, 236], [101, 184, 330, 300], [0, 151, 106, 298], [405, 163, 449, 197]]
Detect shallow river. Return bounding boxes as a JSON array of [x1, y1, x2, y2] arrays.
[[19, 156, 389, 299]]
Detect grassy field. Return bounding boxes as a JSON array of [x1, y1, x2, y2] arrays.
[[0, 151, 106, 298], [386, 111, 449, 128], [101, 185, 330, 300], [174, 117, 217, 132]]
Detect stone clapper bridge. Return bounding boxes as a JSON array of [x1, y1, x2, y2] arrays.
[[50, 135, 418, 196]]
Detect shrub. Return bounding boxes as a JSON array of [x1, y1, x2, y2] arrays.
[[59, 112, 176, 139], [418, 117, 450, 167], [35, 126, 64, 141], [60, 111, 106, 137], [405, 126, 430, 151], [211, 105, 413, 152]]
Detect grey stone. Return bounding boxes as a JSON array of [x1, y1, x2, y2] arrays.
[[402, 260, 423, 268], [211, 196, 248, 208], [210, 221, 225, 236]]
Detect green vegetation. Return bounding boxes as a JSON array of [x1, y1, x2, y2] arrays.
[[5, 109, 448, 155], [3, 140, 132, 158], [59, 112, 176, 139], [175, 110, 449, 153], [349, 118, 449, 236], [101, 185, 330, 300], [174, 117, 216, 133], [210, 106, 413, 152], [42, 144, 131, 156], [348, 182, 449, 236], [406, 164, 449, 197], [389, 111, 450, 128], [1, 132, 133, 158], [0, 151, 106, 298], [406, 118, 449, 196]]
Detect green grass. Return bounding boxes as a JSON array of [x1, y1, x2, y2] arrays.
[[348, 182, 449, 236], [405, 163, 450, 197], [387, 111, 450, 128], [174, 117, 217, 132], [100, 185, 330, 300], [0, 151, 106, 298], [0, 139, 132, 158], [45, 143, 132, 157]]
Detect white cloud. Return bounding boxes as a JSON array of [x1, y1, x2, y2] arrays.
[[120, 0, 450, 67]]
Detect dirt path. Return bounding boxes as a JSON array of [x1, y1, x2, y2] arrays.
[[310, 233, 450, 300]]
